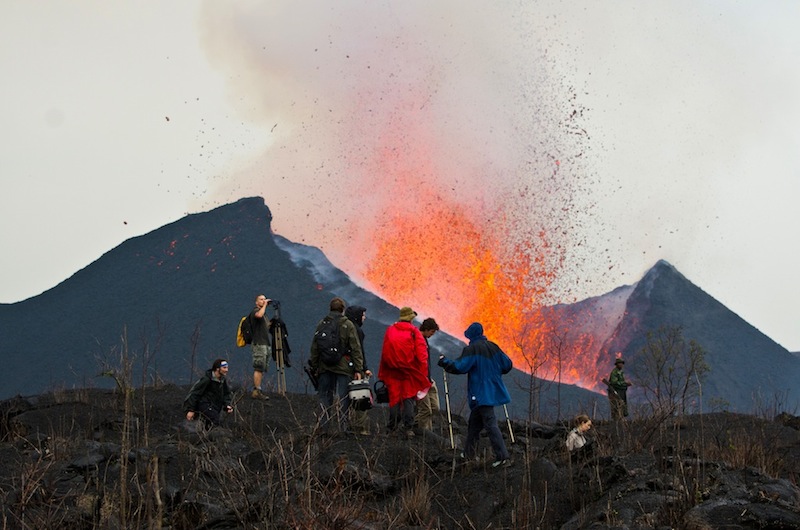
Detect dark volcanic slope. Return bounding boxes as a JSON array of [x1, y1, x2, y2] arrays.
[[0, 197, 601, 420], [1, 197, 329, 397], [542, 260, 800, 412], [603, 261, 800, 412]]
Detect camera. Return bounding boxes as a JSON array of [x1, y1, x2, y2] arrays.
[[269, 300, 281, 308]]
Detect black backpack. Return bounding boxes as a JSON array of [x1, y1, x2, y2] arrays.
[[314, 316, 342, 366], [236, 315, 253, 347]]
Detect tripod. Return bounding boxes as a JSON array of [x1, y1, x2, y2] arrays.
[[271, 302, 287, 394]]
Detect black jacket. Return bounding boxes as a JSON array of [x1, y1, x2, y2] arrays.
[[184, 369, 232, 413], [345, 305, 369, 371]]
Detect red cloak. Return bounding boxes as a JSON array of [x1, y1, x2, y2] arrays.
[[378, 321, 431, 407]]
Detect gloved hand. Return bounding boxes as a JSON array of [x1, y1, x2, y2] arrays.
[[437, 355, 446, 367]]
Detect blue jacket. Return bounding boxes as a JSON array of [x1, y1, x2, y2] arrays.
[[440, 338, 512, 409]]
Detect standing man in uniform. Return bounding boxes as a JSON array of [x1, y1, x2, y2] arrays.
[[607, 357, 632, 420]]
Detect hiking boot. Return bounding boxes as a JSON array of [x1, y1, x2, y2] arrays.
[[251, 389, 269, 400], [491, 459, 512, 469]]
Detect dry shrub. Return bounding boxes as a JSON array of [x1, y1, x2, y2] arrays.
[[397, 474, 432, 527], [285, 468, 368, 529], [706, 429, 784, 477]]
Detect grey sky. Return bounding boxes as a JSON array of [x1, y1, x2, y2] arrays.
[[1, 1, 797, 350]]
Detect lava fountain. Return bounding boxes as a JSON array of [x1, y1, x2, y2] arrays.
[[199, 2, 612, 387], [360, 127, 572, 374]]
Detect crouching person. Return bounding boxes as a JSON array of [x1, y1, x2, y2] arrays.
[[184, 359, 233, 427], [566, 414, 594, 463]]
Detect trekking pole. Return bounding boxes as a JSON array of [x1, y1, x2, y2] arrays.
[[503, 404, 516, 444], [442, 369, 455, 450]]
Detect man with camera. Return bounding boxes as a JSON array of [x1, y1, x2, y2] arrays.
[[249, 294, 274, 399]]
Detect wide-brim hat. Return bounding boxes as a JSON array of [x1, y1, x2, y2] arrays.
[[614, 358, 625, 365], [399, 306, 417, 322]]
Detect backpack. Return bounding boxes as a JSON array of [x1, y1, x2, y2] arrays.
[[236, 315, 253, 347], [314, 316, 342, 366]]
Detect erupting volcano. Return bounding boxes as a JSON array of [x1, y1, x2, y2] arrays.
[[340, 99, 597, 386], [363, 180, 562, 371], [200, 3, 615, 390]]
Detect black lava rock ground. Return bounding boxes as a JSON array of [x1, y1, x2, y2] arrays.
[[3, 385, 800, 529]]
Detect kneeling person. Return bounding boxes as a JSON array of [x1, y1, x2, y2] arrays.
[[184, 359, 233, 427], [566, 414, 594, 462]]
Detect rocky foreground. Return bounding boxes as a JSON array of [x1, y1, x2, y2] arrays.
[[2, 385, 800, 529]]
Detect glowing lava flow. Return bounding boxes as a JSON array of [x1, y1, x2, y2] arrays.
[[364, 190, 569, 375], [353, 127, 613, 388]]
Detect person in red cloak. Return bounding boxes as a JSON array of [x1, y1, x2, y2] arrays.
[[378, 306, 431, 438]]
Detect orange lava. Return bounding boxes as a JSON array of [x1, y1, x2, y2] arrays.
[[365, 192, 566, 375], [355, 102, 601, 389]]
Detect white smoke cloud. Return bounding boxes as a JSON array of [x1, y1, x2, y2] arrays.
[[198, 1, 604, 302]]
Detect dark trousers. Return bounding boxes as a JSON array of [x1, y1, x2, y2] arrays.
[[465, 405, 509, 461], [388, 398, 416, 431], [609, 391, 628, 420], [198, 401, 222, 426], [318, 372, 351, 431]]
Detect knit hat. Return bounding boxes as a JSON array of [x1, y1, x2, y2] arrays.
[[399, 306, 417, 322], [464, 322, 484, 341]]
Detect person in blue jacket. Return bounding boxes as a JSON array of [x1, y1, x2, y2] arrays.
[[438, 322, 513, 468]]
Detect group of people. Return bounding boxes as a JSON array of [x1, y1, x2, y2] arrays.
[[183, 294, 633, 466], [183, 295, 516, 467], [183, 293, 276, 426], [305, 298, 514, 468]]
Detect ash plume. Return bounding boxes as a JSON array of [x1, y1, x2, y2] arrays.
[[199, 2, 612, 334]]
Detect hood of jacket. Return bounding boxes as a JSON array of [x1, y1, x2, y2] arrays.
[[345, 305, 366, 327]]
